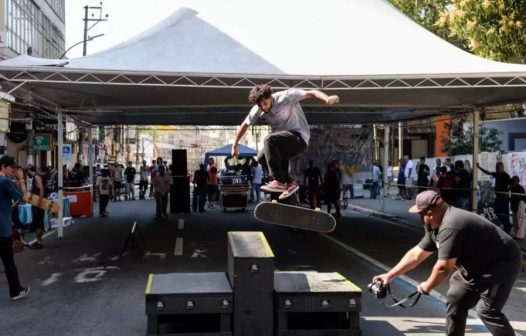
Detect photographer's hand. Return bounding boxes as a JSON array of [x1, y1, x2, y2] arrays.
[[372, 273, 392, 284], [417, 282, 430, 295]]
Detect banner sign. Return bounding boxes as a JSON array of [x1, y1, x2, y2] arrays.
[[33, 134, 53, 151]]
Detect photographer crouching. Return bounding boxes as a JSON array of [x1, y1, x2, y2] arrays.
[[372, 190, 522, 336]]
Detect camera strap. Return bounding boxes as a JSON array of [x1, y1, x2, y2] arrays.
[[382, 284, 422, 309]]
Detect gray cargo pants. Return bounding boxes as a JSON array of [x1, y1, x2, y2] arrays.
[[445, 252, 522, 336]]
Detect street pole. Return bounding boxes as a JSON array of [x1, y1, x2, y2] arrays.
[[472, 108, 480, 212], [82, 5, 89, 56], [57, 109, 64, 238]]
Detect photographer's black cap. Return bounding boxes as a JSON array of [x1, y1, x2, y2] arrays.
[[409, 190, 441, 213]]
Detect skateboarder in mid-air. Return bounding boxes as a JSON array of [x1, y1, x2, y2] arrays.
[[232, 84, 340, 197]]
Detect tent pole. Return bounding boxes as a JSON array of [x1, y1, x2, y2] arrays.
[[472, 108, 480, 212], [383, 124, 390, 200], [57, 109, 64, 238], [88, 127, 94, 218], [398, 122, 403, 160]]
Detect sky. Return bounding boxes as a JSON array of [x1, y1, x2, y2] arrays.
[[65, 0, 183, 59]]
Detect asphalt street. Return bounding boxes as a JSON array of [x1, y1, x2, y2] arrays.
[[0, 198, 523, 336]]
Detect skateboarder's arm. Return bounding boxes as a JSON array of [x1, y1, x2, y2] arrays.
[[305, 90, 340, 105], [232, 123, 249, 158]]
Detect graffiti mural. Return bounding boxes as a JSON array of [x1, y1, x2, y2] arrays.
[[290, 126, 372, 180], [509, 152, 526, 185]]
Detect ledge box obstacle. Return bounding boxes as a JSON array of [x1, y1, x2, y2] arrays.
[[145, 272, 233, 336], [274, 271, 362, 336], [227, 231, 275, 336]]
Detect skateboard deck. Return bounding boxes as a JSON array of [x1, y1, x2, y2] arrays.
[[254, 201, 336, 232], [26, 193, 60, 213]]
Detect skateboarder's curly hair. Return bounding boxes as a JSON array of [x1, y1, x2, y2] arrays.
[[248, 84, 273, 104]]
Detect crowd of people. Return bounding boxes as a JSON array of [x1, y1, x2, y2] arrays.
[[394, 156, 525, 240]]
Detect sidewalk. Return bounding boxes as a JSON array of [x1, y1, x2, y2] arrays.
[[345, 188, 526, 252]]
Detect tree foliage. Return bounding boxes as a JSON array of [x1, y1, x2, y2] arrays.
[[388, 0, 526, 63], [441, 118, 502, 156]]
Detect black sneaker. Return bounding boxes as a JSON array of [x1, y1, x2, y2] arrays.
[[11, 287, 30, 301]]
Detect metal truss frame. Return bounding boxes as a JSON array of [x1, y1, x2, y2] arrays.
[[1, 67, 526, 90]]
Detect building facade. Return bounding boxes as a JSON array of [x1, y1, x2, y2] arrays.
[[0, 0, 65, 60]]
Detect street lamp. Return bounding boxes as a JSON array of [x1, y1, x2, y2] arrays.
[[83, 2, 109, 56], [60, 33, 104, 59]]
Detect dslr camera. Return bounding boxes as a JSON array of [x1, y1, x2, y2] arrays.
[[367, 280, 387, 299]]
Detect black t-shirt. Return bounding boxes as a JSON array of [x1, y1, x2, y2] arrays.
[[124, 167, 136, 183], [417, 163, 430, 182], [491, 172, 511, 194], [510, 184, 526, 212], [304, 167, 322, 189], [193, 170, 209, 188], [453, 169, 471, 198], [418, 206, 520, 279]]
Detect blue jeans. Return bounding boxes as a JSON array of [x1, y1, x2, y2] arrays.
[[251, 183, 261, 202]]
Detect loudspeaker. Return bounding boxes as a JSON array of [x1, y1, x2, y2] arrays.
[[172, 149, 187, 176], [170, 176, 190, 213]]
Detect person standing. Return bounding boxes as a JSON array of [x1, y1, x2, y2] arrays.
[[303, 160, 323, 209], [138, 160, 149, 200], [510, 176, 525, 240], [397, 158, 406, 200], [231, 84, 339, 196], [416, 156, 430, 194], [148, 160, 157, 198], [207, 158, 219, 208], [477, 162, 512, 233], [0, 156, 31, 300], [452, 160, 472, 211], [373, 190, 521, 336], [371, 161, 381, 199], [27, 166, 51, 249], [112, 163, 124, 201], [324, 162, 341, 218], [96, 168, 113, 217], [404, 155, 415, 199], [386, 161, 393, 196], [124, 162, 136, 201], [251, 161, 264, 203], [192, 164, 208, 212], [152, 165, 172, 218]]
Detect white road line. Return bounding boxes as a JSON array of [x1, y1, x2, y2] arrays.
[[174, 237, 183, 256], [178, 218, 184, 230]]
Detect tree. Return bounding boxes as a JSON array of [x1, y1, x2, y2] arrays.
[[388, 0, 526, 63], [388, 0, 469, 50], [441, 118, 502, 156]]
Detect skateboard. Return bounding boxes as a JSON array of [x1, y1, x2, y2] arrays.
[[26, 193, 61, 213], [254, 201, 336, 232]]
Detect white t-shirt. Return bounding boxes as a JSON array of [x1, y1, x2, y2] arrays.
[[404, 160, 414, 179], [387, 166, 393, 178], [96, 176, 113, 195], [243, 89, 310, 145]]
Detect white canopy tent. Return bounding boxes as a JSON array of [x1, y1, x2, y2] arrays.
[[1, 0, 524, 234], [0, 0, 525, 125]]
